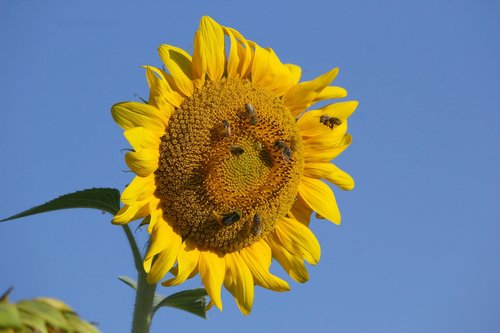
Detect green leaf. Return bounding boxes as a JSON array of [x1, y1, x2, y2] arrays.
[[152, 289, 208, 319], [118, 275, 138, 291], [0, 303, 22, 329], [0, 188, 121, 222]]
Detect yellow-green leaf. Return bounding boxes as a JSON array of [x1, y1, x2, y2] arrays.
[[17, 300, 68, 330], [0, 304, 21, 329]]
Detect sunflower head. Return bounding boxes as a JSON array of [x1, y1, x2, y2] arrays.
[[112, 16, 358, 315], [155, 77, 305, 253]]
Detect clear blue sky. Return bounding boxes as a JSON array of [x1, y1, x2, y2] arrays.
[[1, 1, 499, 332]]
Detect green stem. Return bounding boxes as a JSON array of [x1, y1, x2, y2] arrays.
[[121, 224, 157, 333], [122, 225, 142, 272], [131, 268, 157, 333]]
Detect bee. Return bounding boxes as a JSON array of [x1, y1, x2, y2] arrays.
[[252, 214, 261, 236], [222, 119, 232, 137], [215, 210, 242, 226], [282, 146, 292, 161], [230, 145, 245, 156], [319, 115, 342, 129], [245, 103, 258, 125], [221, 210, 242, 226], [274, 139, 293, 162], [274, 139, 286, 150]]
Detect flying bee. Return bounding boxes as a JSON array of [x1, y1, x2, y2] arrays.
[[222, 119, 232, 137], [244, 103, 258, 125], [319, 115, 342, 129], [217, 209, 242, 227], [274, 139, 293, 162], [230, 145, 245, 156], [252, 214, 261, 236]]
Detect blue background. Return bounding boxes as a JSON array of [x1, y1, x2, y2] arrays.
[[1, 1, 498, 332]]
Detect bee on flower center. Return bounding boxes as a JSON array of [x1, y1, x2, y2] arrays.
[[274, 139, 293, 162], [244, 103, 258, 125], [222, 119, 232, 137], [229, 145, 245, 156], [221, 210, 242, 226], [252, 213, 261, 236]]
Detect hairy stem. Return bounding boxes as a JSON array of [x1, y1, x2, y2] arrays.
[[131, 269, 157, 333], [122, 224, 157, 333], [122, 225, 142, 272]]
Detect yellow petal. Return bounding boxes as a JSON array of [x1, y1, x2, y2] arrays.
[[145, 197, 161, 233], [224, 252, 254, 315], [192, 16, 225, 87], [297, 102, 358, 136], [121, 174, 156, 205], [162, 240, 200, 286], [289, 197, 313, 226], [297, 110, 345, 139], [230, 28, 254, 78], [143, 217, 169, 272], [161, 71, 184, 101], [124, 127, 160, 151], [223, 26, 252, 78], [145, 219, 182, 284], [251, 42, 300, 96], [304, 133, 352, 162], [304, 163, 355, 191], [147, 233, 182, 284], [298, 177, 341, 224], [205, 300, 215, 312], [240, 240, 290, 292], [320, 100, 358, 119], [158, 44, 194, 96], [314, 85, 347, 102], [199, 250, 225, 311], [283, 68, 340, 116], [144, 66, 183, 108], [298, 111, 330, 137], [301, 118, 348, 149], [111, 102, 167, 134], [112, 203, 149, 224], [225, 28, 238, 78], [267, 235, 309, 283], [302, 128, 349, 164], [274, 217, 321, 265], [285, 64, 302, 85], [125, 148, 159, 177]]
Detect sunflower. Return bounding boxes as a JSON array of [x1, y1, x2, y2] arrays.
[[111, 16, 357, 315]]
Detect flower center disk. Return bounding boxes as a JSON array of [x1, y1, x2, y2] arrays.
[[155, 77, 304, 252]]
